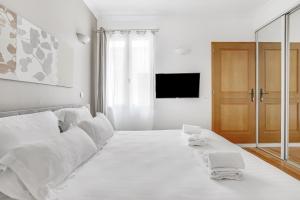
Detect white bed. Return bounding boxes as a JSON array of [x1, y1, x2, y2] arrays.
[[29, 129, 299, 200]]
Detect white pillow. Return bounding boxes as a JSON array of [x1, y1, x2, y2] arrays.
[[96, 113, 114, 131], [0, 127, 97, 200], [78, 114, 114, 149], [0, 168, 34, 200], [0, 111, 60, 158], [54, 106, 93, 132], [54, 105, 90, 120]]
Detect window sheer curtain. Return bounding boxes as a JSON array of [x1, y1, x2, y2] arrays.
[[106, 31, 155, 130]]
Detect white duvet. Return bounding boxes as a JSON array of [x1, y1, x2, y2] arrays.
[[51, 130, 300, 200]]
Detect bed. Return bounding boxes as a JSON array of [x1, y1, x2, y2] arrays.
[[0, 107, 299, 200], [55, 130, 299, 200]]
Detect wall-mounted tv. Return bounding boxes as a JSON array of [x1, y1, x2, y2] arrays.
[[156, 73, 200, 98]]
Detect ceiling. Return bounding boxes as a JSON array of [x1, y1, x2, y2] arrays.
[[83, 0, 270, 18]]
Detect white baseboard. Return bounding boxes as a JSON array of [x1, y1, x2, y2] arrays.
[[258, 143, 281, 147], [289, 143, 300, 147], [238, 143, 300, 148], [258, 143, 300, 147], [238, 144, 256, 148]]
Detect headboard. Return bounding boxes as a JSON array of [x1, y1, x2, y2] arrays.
[[0, 105, 84, 118]]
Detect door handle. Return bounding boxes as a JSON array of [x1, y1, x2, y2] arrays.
[[249, 88, 255, 102], [260, 88, 269, 102]]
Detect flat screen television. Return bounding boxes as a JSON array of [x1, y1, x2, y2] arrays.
[[156, 73, 200, 98]]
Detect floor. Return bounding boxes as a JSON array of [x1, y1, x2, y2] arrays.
[[260, 147, 300, 165], [244, 148, 300, 180]]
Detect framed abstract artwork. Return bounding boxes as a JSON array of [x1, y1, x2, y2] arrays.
[[0, 4, 74, 87]]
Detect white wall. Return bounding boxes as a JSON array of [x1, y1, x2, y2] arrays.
[[253, 0, 300, 30], [0, 0, 97, 111], [257, 16, 283, 42], [253, 0, 300, 42], [101, 15, 254, 129]]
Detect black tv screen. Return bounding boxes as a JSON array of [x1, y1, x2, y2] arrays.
[[156, 73, 200, 98]]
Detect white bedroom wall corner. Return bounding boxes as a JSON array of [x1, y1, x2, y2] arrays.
[[82, 0, 100, 19], [90, 22, 99, 115]]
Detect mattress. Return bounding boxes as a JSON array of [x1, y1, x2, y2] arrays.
[[52, 130, 300, 200]]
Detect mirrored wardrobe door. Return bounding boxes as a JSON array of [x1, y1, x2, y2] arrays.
[[256, 16, 284, 158], [288, 8, 300, 166]]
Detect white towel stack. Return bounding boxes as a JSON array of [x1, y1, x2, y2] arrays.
[[188, 134, 207, 146], [182, 124, 202, 135], [205, 152, 245, 180]]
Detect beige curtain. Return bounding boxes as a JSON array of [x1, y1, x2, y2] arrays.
[[93, 27, 107, 115]]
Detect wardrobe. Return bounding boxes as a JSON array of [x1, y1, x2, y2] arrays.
[[212, 5, 300, 168]]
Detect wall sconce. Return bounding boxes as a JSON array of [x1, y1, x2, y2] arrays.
[[76, 33, 91, 44], [174, 47, 191, 55]]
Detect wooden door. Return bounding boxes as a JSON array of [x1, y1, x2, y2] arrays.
[[212, 42, 256, 143], [258, 42, 281, 143], [289, 43, 300, 143]]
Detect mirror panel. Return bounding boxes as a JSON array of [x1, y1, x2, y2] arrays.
[[256, 16, 284, 158], [288, 9, 300, 166]]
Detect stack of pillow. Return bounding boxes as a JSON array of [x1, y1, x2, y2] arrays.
[[0, 106, 114, 200], [54, 106, 114, 149]]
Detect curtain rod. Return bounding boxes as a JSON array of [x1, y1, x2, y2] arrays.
[[97, 28, 159, 33]]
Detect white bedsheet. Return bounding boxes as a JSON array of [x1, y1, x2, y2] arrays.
[[54, 130, 300, 200]]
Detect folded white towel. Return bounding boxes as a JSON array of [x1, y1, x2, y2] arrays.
[[182, 124, 202, 135], [188, 134, 203, 142], [188, 134, 208, 146], [209, 168, 243, 180], [207, 152, 245, 170], [202, 152, 245, 180], [189, 139, 207, 147]]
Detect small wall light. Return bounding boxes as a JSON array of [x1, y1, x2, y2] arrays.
[[174, 47, 191, 55], [76, 33, 91, 44]]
